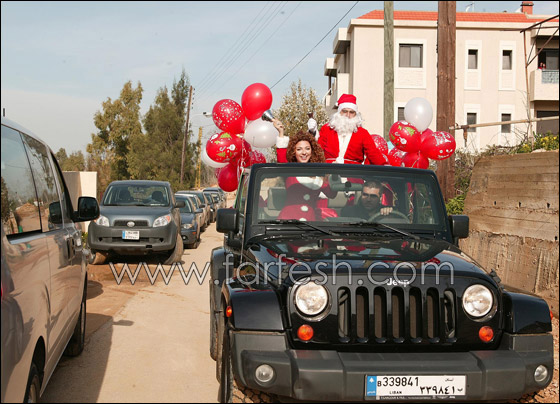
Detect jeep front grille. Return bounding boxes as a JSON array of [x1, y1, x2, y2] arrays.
[[336, 286, 456, 344]]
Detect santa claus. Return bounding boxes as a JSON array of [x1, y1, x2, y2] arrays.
[[317, 94, 386, 165]]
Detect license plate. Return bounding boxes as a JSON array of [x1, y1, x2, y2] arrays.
[[122, 230, 139, 240], [365, 375, 466, 399]]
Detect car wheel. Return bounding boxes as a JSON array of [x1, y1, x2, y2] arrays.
[[65, 281, 87, 357], [218, 326, 275, 403], [90, 250, 108, 265], [164, 232, 184, 265], [24, 362, 41, 403]]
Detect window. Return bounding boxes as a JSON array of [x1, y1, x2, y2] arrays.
[[501, 113, 512, 134], [538, 49, 559, 70], [467, 113, 477, 133], [1, 125, 42, 235], [398, 107, 405, 121], [21, 133, 63, 232], [468, 49, 478, 69], [502, 50, 512, 70], [399, 44, 423, 68]]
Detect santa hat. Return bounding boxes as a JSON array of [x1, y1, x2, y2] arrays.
[[337, 94, 358, 113]]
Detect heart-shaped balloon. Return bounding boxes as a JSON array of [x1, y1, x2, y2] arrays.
[[389, 121, 421, 153], [420, 131, 456, 160], [212, 99, 246, 135], [206, 131, 243, 163], [402, 151, 430, 169], [217, 162, 240, 192]]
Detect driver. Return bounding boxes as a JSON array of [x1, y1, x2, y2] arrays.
[[341, 180, 393, 220]]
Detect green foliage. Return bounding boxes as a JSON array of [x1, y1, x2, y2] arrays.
[[446, 193, 466, 215], [515, 132, 559, 153], [274, 79, 328, 138]]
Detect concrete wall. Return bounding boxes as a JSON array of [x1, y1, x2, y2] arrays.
[[460, 151, 559, 314], [62, 171, 98, 232]]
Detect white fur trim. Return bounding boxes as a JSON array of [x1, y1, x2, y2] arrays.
[[276, 136, 289, 148], [338, 102, 358, 112]]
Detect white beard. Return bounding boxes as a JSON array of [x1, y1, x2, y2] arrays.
[[329, 112, 363, 136]]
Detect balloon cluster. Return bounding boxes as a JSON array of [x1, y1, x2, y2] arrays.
[[203, 83, 277, 192], [380, 97, 456, 169]]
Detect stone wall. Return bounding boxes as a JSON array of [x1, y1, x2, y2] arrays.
[[460, 151, 559, 315]]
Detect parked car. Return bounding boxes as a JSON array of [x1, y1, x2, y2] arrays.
[[210, 163, 553, 403], [1, 117, 100, 402], [183, 193, 207, 232], [177, 191, 211, 228], [88, 180, 185, 265], [174, 194, 201, 249], [203, 191, 217, 223], [204, 187, 227, 208]]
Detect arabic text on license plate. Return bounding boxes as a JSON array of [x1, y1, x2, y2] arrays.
[[122, 230, 139, 240], [365, 375, 466, 398]]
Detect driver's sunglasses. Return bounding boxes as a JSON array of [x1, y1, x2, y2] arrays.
[[362, 192, 380, 199]]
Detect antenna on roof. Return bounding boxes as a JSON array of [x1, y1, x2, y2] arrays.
[[465, 1, 475, 12]]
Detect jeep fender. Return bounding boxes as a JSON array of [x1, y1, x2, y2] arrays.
[[503, 291, 552, 334], [210, 247, 233, 315], [221, 279, 284, 331]]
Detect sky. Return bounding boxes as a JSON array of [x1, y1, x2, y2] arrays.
[[2, 1, 559, 154]]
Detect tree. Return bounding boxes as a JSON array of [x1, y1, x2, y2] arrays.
[[56, 148, 68, 167], [127, 69, 195, 192], [273, 79, 328, 138], [62, 151, 86, 171], [88, 81, 143, 183]]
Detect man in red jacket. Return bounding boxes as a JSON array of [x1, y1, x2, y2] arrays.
[[318, 94, 386, 165]]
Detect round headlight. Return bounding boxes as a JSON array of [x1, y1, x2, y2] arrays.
[[294, 282, 329, 317], [463, 284, 493, 317]]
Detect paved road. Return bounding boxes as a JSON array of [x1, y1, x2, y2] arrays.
[[41, 223, 223, 403]]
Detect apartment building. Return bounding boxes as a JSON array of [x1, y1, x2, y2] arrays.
[[323, 2, 559, 152]]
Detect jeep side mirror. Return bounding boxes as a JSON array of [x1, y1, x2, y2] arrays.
[[174, 200, 186, 208], [76, 197, 100, 222], [449, 215, 469, 239], [217, 208, 238, 233]]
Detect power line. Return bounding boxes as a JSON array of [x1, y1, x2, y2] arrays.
[[195, 2, 287, 103], [199, 2, 302, 104], [270, 1, 360, 89], [195, 2, 273, 94]]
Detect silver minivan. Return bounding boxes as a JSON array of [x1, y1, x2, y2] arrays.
[[1, 117, 99, 402]]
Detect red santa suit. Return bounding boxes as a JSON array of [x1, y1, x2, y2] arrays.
[[318, 124, 386, 165]]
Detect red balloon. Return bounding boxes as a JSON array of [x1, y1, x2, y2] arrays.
[[402, 151, 430, 169], [217, 162, 240, 192], [389, 121, 421, 153], [212, 99, 246, 135], [387, 148, 406, 167], [206, 132, 243, 163], [419, 128, 434, 144], [241, 83, 273, 120], [370, 134, 389, 155], [250, 150, 266, 165], [420, 131, 457, 160]]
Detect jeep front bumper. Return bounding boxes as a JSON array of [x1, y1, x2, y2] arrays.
[[230, 331, 553, 401]]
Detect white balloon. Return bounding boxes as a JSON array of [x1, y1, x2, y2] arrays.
[[404, 97, 433, 132], [244, 118, 278, 148], [201, 146, 228, 168]]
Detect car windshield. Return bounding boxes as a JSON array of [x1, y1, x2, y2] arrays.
[[252, 166, 447, 232], [176, 197, 193, 213], [188, 196, 200, 208], [103, 184, 170, 207]]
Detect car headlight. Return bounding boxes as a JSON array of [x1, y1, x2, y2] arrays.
[[153, 215, 171, 227], [294, 282, 329, 317], [463, 284, 493, 317], [182, 223, 193, 229], [95, 215, 109, 227]]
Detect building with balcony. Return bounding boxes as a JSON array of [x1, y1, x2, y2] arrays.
[[324, 2, 558, 152]]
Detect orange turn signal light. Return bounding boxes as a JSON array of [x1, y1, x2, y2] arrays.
[[297, 325, 314, 341], [479, 326, 494, 343], [226, 306, 233, 318]]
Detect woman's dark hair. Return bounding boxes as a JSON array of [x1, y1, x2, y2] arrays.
[[285, 131, 325, 163]]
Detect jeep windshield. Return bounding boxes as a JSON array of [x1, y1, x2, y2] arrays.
[[102, 184, 170, 207], [252, 164, 448, 236]]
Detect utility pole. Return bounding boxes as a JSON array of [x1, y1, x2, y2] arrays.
[[383, 1, 394, 140], [436, 1, 456, 202], [180, 85, 194, 186], [195, 126, 203, 189]]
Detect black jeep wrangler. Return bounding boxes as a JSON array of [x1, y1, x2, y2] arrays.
[[210, 163, 553, 402]]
